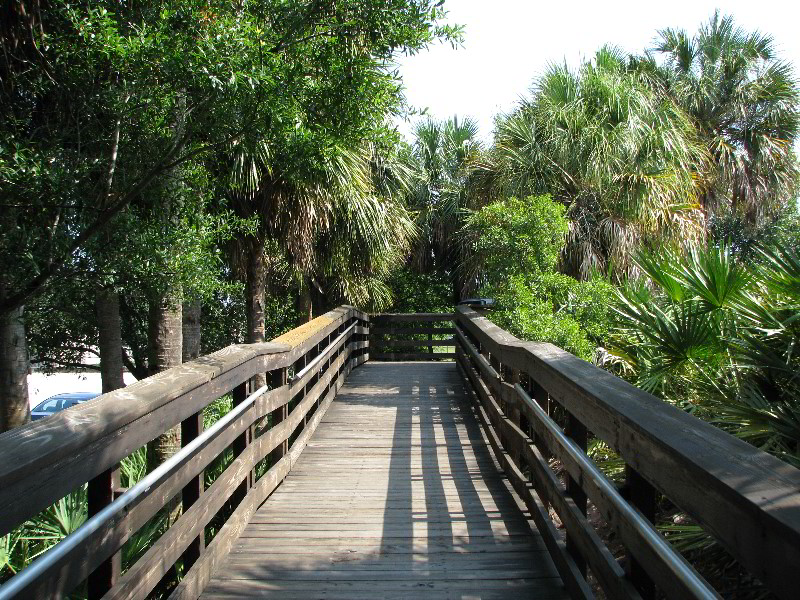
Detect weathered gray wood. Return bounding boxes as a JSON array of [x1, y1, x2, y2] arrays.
[[86, 467, 121, 600], [181, 410, 205, 571], [196, 362, 566, 600], [371, 352, 456, 361], [369, 326, 454, 335], [371, 313, 454, 322], [109, 348, 355, 600], [455, 352, 591, 600], [0, 342, 291, 535], [0, 306, 372, 600], [371, 338, 454, 347], [457, 306, 800, 600], [1, 385, 290, 600], [173, 349, 354, 600]]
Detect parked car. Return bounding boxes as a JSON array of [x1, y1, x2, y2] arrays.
[[30, 392, 100, 421]]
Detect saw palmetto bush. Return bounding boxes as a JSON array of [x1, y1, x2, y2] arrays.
[[609, 243, 800, 466]]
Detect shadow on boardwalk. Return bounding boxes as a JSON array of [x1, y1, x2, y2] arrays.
[[200, 362, 567, 599]]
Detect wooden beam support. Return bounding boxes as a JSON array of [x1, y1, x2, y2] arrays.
[[87, 467, 121, 600]]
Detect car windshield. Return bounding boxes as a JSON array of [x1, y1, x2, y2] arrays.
[[35, 398, 63, 413]]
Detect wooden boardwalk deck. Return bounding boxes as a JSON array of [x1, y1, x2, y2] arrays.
[[201, 362, 567, 599]]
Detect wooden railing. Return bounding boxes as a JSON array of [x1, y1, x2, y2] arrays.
[[454, 305, 800, 600], [3, 305, 798, 600], [368, 312, 455, 360], [0, 306, 369, 600]]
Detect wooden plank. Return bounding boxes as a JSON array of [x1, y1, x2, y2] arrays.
[[369, 327, 455, 335], [86, 466, 121, 600], [371, 352, 455, 361], [371, 313, 454, 322], [195, 361, 566, 600], [371, 338, 455, 347]]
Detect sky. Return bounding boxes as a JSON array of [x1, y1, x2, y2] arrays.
[[394, 0, 800, 142]]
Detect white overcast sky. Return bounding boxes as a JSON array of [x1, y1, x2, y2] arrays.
[[394, 0, 800, 142]]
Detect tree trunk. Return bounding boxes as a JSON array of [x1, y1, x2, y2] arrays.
[[297, 276, 313, 323], [182, 300, 202, 362], [245, 241, 267, 390], [96, 287, 126, 393], [146, 290, 182, 472], [0, 282, 30, 431]]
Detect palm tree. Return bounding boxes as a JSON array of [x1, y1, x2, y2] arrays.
[[407, 116, 484, 301], [226, 131, 417, 346], [653, 12, 800, 226], [491, 47, 710, 280]]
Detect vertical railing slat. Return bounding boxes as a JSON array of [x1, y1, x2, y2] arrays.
[[180, 410, 205, 569], [87, 467, 121, 600]]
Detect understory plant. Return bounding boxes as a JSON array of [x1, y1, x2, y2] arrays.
[[464, 194, 615, 361], [608, 243, 800, 466]]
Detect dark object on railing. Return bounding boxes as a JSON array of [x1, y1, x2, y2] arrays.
[[456, 297, 495, 308], [453, 305, 800, 600], [369, 312, 455, 361], [0, 306, 369, 600]]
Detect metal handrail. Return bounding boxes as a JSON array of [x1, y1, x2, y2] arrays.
[[0, 382, 274, 599], [514, 383, 719, 599], [291, 321, 356, 383]]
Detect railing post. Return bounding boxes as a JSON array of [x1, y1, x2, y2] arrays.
[[269, 367, 288, 466], [231, 381, 251, 506], [87, 468, 121, 600], [565, 412, 588, 576], [507, 366, 522, 467], [625, 465, 657, 599], [180, 410, 205, 569]]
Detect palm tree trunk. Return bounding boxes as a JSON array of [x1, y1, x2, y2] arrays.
[[297, 276, 313, 323], [0, 279, 30, 431], [96, 287, 126, 393], [146, 288, 182, 472], [182, 300, 202, 362], [245, 241, 267, 390]]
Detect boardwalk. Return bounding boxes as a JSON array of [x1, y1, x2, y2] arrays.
[[201, 362, 567, 599]]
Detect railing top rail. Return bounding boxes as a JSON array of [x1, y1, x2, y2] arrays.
[[0, 305, 367, 536], [371, 312, 454, 321], [455, 305, 800, 599]]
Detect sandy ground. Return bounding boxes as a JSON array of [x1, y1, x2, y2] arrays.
[[27, 372, 138, 408]]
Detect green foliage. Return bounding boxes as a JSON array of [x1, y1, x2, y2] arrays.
[[609, 243, 800, 466], [385, 268, 453, 313], [483, 275, 612, 361], [464, 195, 567, 279], [462, 195, 614, 360]]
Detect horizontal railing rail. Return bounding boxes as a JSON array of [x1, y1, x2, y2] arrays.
[[0, 305, 369, 600], [454, 305, 800, 600], [369, 312, 455, 361]]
